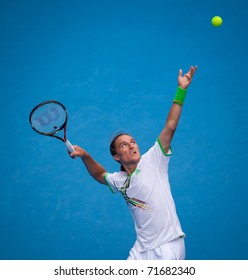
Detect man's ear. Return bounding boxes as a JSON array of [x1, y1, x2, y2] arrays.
[[113, 154, 120, 162]]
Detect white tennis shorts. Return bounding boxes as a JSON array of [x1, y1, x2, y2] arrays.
[[127, 237, 185, 260]]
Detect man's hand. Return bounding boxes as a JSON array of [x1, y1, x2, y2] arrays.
[[69, 145, 87, 159], [178, 65, 198, 89]]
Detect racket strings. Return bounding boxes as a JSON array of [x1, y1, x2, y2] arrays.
[[30, 103, 67, 135]]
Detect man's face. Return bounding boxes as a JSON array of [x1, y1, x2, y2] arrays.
[[113, 135, 141, 166]]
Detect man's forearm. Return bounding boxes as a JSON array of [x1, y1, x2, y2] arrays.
[[165, 102, 183, 132], [158, 94, 183, 153], [81, 153, 106, 183]]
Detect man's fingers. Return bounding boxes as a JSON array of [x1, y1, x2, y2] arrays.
[[184, 74, 192, 81], [190, 65, 198, 76]]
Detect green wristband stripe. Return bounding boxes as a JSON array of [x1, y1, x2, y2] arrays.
[[173, 87, 187, 106], [173, 100, 184, 106]]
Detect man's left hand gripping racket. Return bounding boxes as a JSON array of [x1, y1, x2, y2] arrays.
[[29, 100, 75, 154]]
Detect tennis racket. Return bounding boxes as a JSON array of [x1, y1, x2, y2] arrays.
[[29, 100, 75, 153]]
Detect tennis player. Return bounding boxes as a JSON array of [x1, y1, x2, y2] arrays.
[[70, 65, 197, 260]]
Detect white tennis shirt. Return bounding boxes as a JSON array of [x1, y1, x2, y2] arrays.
[[104, 139, 185, 252]]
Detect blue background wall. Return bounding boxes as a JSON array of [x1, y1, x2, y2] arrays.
[[1, 0, 247, 260]]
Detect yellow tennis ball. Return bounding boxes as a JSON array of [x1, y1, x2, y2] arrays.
[[211, 16, 222, 27]]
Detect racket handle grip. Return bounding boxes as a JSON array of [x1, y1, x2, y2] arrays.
[[65, 140, 75, 153]]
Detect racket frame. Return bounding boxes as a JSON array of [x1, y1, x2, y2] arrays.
[[29, 100, 75, 153]]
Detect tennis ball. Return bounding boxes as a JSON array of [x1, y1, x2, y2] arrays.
[[211, 16, 222, 27]]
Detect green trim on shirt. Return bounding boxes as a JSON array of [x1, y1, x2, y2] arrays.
[[157, 138, 172, 156], [103, 172, 115, 193]]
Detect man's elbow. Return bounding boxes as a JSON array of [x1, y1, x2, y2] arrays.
[[166, 120, 178, 132]]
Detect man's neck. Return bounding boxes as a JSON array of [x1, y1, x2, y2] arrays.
[[123, 163, 138, 175]]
